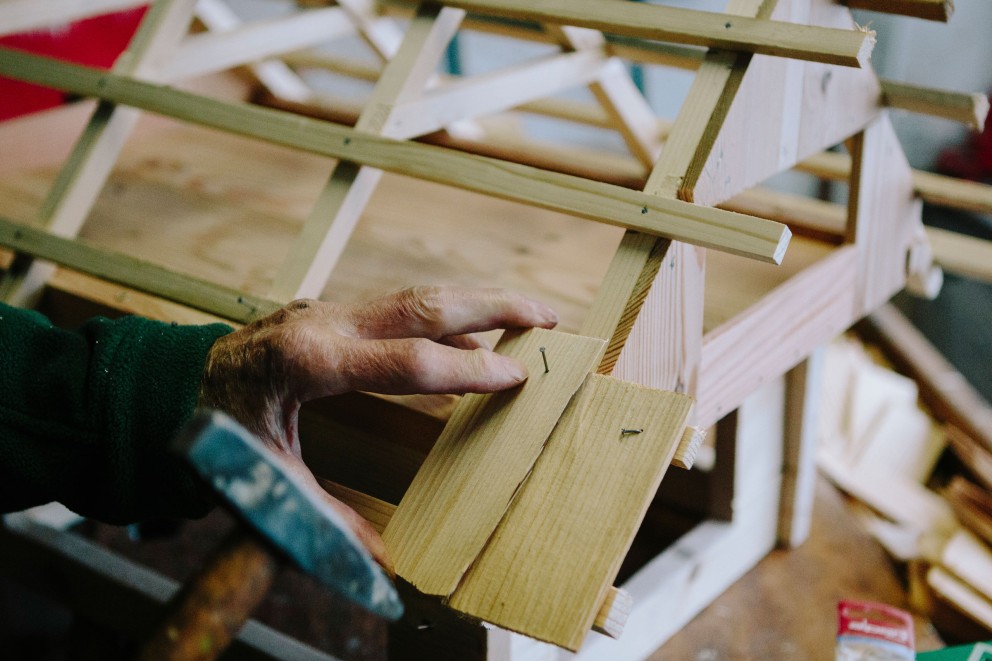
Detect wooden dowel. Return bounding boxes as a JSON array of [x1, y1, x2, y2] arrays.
[[0, 216, 280, 323], [0, 49, 790, 264], [382, 0, 875, 68]]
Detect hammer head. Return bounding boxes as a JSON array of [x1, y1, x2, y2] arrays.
[[174, 410, 403, 621]]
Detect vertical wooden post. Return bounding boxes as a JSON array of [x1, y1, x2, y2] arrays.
[[778, 346, 825, 548]]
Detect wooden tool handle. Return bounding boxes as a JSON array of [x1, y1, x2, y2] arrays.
[[139, 528, 278, 661]]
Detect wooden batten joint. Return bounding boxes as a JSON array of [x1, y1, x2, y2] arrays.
[[671, 426, 706, 470], [591, 587, 632, 639]]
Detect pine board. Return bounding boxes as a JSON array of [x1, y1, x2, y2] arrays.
[[448, 374, 692, 650], [382, 328, 606, 597]]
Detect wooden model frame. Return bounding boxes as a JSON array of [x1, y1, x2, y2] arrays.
[[1, 0, 990, 658]]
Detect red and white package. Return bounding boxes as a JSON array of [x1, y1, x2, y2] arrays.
[[836, 600, 915, 660]]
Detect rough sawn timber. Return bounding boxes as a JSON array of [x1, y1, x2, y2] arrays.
[[448, 374, 693, 650], [381, 328, 606, 598]]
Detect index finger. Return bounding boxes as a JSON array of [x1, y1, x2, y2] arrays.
[[340, 286, 558, 341]]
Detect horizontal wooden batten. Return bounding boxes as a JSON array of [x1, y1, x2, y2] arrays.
[[881, 80, 989, 132], [798, 151, 992, 216], [842, 0, 953, 22], [0, 49, 790, 264], [0, 217, 280, 323], [384, 0, 875, 68]]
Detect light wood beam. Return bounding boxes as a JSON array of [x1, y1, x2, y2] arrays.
[[386, 0, 875, 67], [0, 216, 280, 323], [882, 80, 988, 132], [0, 49, 791, 264], [778, 348, 824, 548]]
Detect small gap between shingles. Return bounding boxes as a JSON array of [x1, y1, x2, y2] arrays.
[[443, 380, 591, 602]]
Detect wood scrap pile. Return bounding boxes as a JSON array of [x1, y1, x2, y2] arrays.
[[817, 304, 992, 640]]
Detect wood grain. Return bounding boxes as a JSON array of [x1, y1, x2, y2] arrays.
[[382, 328, 606, 597], [449, 374, 692, 650]]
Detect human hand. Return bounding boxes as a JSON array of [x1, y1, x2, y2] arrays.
[[198, 286, 558, 573]]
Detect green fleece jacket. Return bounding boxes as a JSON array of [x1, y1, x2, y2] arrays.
[[0, 303, 232, 523]]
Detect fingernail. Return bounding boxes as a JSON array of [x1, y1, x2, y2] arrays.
[[537, 302, 559, 327], [505, 358, 529, 383]]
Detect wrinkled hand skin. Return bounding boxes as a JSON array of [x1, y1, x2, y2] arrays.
[[199, 286, 558, 575]]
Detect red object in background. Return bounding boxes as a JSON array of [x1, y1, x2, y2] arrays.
[[0, 7, 148, 121], [936, 93, 992, 183]]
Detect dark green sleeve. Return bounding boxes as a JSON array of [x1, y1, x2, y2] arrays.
[[0, 303, 233, 523]]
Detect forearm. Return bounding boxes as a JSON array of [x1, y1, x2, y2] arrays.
[[0, 303, 232, 523]]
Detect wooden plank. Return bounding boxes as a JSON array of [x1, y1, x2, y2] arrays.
[[382, 328, 606, 598], [0, 0, 148, 36], [449, 374, 693, 650], [778, 348, 824, 548], [859, 304, 992, 455], [945, 476, 992, 548], [927, 567, 992, 632], [843, 0, 953, 22], [882, 80, 989, 132], [389, 0, 875, 67], [643, 0, 771, 202], [578, 377, 785, 659], [270, 3, 464, 300], [0, 49, 791, 264], [0, 216, 280, 323], [688, 0, 883, 207], [847, 114, 921, 317], [697, 245, 857, 428]]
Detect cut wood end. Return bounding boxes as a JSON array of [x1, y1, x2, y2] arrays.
[[672, 426, 706, 470], [972, 93, 990, 133], [906, 265, 944, 300], [772, 224, 793, 265], [592, 587, 632, 639], [855, 26, 877, 69]]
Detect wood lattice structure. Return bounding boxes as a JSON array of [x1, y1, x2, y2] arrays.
[[1, 0, 991, 658]]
